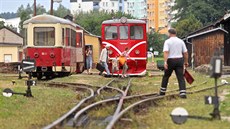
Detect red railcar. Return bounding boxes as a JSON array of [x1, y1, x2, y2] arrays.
[[101, 17, 147, 76], [23, 14, 85, 79]]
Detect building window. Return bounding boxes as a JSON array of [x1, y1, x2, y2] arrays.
[[112, 2, 114, 7], [4, 54, 12, 63], [119, 6, 122, 11], [34, 27, 55, 46]]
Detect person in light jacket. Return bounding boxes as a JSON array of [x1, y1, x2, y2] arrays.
[[99, 45, 111, 76], [85, 46, 93, 75]]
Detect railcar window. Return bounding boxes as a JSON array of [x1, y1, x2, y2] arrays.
[[66, 28, 70, 46], [71, 29, 76, 47], [105, 26, 118, 40], [34, 27, 55, 46], [23, 28, 27, 46], [62, 28, 65, 45], [119, 26, 128, 40], [130, 26, 143, 40]]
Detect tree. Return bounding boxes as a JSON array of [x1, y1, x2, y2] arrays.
[[148, 31, 167, 55], [175, 15, 202, 38], [173, 0, 230, 25], [0, 12, 17, 19], [35, 4, 46, 15], [53, 4, 71, 18], [74, 11, 134, 35], [0, 21, 5, 28]]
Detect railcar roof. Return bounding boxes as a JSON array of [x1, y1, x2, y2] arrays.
[[102, 19, 146, 24], [23, 14, 79, 27]]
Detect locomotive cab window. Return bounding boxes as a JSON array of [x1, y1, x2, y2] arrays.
[[105, 26, 118, 40], [130, 26, 143, 40], [34, 27, 55, 46], [119, 26, 128, 40]]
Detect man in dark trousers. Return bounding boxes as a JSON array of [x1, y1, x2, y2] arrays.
[[159, 28, 188, 98]]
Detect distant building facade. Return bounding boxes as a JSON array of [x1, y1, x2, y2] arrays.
[[70, 0, 146, 19], [127, 0, 147, 19], [147, 0, 175, 34], [0, 27, 23, 62], [99, 0, 127, 13], [70, 0, 100, 14]]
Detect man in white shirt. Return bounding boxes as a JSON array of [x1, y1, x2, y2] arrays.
[[159, 28, 189, 99], [99, 45, 111, 76]]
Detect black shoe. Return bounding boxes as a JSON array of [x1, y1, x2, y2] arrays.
[[104, 74, 111, 78], [180, 95, 187, 99], [159, 92, 165, 96]]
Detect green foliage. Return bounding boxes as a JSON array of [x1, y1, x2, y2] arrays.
[[175, 15, 203, 38], [74, 11, 134, 35], [35, 4, 46, 15], [53, 4, 71, 18], [173, 0, 230, 25], [147, 31, 167, 54], [0, 12, 17, 19], [18, 9, 31, 35], [0, 21, 4, 28]]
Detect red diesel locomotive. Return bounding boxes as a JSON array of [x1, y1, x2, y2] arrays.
[[23, 14, 85, 79], [101, 17, 147, 76]]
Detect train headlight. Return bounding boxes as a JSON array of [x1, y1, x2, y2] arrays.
[[34, 53, 39, 58], [135, 50, 140, 55], [109, 50, 113, 55], [120, 17, 127, 24], [50, 53, 55, 58]]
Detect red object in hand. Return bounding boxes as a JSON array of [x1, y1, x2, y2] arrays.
[[184, 69, 194, 84]]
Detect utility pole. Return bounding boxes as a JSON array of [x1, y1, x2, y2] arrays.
[[33, 0, 36, 16], [50, 0, 54, 15]]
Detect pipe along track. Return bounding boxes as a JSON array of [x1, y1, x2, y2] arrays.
[[42, 79, 225, 129]]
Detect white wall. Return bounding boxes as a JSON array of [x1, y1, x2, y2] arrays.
[[70, 1, 94, 14], [4, 17, 20, 33]]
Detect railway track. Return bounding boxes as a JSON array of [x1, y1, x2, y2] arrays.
[[41, 79, 228, 129]]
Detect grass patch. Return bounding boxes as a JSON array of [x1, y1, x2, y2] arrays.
[[51, 74, 113, 87], [0, 75, 81, 129], [120, 86, 230, 129], [220, 90, 230, 116]]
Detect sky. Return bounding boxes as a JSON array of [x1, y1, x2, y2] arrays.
[[0, 0, 70, 13]]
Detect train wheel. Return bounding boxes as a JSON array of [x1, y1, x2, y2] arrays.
[[37, 73, 43, 80]]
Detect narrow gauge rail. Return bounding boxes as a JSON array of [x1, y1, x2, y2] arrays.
[[43, 84, 94, 129], [106, 82, 230, 129], [42, 80, 208, 129], [43, 79, 116, 129]]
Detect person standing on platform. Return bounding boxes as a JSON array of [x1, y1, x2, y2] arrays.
[[159, 28, 189, 99], [99, 45, 111, 76], [85, 46, 93, 75]]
